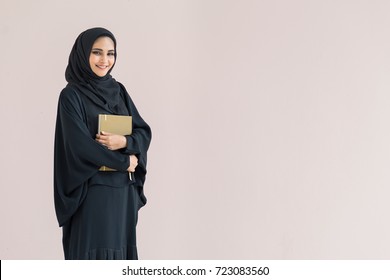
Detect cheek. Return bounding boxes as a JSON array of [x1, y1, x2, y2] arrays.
[[89, 56, 97, 68]]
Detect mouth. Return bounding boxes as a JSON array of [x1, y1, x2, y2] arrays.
[[96, 65, 109, 70]]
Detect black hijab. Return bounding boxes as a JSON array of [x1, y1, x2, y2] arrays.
[[65, 27, 126, 114]]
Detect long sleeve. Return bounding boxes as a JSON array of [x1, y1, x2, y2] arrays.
[[122, 99, 152, 171], [54, 88, 130, 226], [119, 83, 152, 208]]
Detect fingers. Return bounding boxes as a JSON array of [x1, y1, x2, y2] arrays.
[[95, 136, 107, 147], [127, 155, 139, 172], [128, 163, 137, 172], [129, 155, 138, 170], [96, 134, 109, 141], [130, 155, 138, 165], [96, 133, 111, 145], [96, 134, 126, 151], [100, 131, 113, 136], [127, 163, 136, 172]]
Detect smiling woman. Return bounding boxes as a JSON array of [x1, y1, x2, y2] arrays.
[[89, 36, 116, 77], [53, 27, 152, 260]]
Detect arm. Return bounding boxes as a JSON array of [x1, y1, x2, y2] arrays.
[[121, 94, 152, 163], [95, 86, 151, 170], [57, 88, 130, 173]]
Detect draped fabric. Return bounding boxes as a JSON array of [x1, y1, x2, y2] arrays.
[[54, 27, 151, 259], [65, 27, 126, 114]]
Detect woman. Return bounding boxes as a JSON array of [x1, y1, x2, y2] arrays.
[[54, 27, 151, 260]]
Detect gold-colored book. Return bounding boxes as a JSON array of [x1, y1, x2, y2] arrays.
[[98, 114, 132, 171]]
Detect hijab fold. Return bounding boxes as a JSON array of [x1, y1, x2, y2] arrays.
[[65, 27, 125, 114]]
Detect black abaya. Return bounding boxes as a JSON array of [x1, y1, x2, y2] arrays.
[[54, 27, 151, 260], [54, 84, 151, 260]]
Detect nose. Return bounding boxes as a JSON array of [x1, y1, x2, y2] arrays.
[[100, 54, 108, 64]]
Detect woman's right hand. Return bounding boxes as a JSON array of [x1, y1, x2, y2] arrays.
[[127, 155, 138, 172]]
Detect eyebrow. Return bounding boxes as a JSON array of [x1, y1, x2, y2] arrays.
[[91, 48, 115, 52]]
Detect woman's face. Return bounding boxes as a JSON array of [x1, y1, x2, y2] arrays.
[[89, 36, 115, 77]]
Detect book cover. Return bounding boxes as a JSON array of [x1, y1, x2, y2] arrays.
[[98, 114, 132, 171]]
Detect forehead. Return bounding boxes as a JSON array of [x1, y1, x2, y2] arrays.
[[92, 36, 115, 49]]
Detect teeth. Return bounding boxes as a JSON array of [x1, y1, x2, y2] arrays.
[[97, 65, 107, 69]]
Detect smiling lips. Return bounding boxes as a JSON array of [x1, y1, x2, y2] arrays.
[[96, 65, 109, 69]]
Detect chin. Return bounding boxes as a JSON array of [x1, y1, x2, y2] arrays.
[[95, 71, 109, 77]]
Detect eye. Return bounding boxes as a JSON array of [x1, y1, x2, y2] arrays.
[[91, 50, 101, 55], [108, 52, 115, 56]]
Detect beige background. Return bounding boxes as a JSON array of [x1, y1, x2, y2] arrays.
[[1, 0, 390, 259]]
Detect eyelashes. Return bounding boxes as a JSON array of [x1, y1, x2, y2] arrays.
[[91, 50, 115, 56]]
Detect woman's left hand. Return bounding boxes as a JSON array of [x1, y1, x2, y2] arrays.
[[96, 131, 127, 150]]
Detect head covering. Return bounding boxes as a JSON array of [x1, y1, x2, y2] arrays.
[[65, 27, 125, 114]]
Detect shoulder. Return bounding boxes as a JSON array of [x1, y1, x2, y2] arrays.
[[59, 85, 82, 105], [117, 81, 132, 101], [117, 81, 128, 94], [58, 85, 85, 114]]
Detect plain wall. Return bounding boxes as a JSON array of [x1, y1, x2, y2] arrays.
[[1, 0, 390, 259]]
